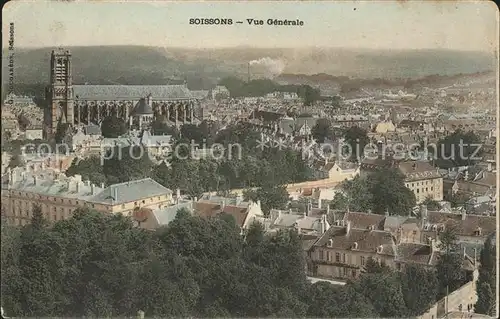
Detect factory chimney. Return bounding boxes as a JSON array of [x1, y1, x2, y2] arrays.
[[247, 62, 250, 83]]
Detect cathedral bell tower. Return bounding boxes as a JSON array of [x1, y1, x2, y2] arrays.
[[45, 48, 74, 138]]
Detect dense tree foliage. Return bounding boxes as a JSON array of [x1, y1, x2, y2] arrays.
[[331, 169, 416, 215], [244, 184, 290, 216], [0, 208, 340, 317], [66, 145, 154, 186], [436, 129, 482, 167], [311, 118, 334, 143], [101, 116, 128, 138], [436, 226, 467, 298], [423, 196, 441, 211], [474, 237, 497, 316], [367, 168, 416, 215], [342, 126, 370, 162], [218, 77, 320, 105], [400, 264, 439, 315], [1, 202, 477, 318], [151, 115, 179, 138]]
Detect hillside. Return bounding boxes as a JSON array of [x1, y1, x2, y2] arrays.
[[1, 46, 496, 96]]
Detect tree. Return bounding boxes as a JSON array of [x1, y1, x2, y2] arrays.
[[356, 269, 408, 317], [449, 192, 470, 208], [66, 156, 106, 186], [101, 116, 127, 138], [311, 118, 333, 143], [180, 124, 205, 144], [367, 168, 416, 215], [438, 225, 459, 254], [436, 252, 466, 298], [14, 205, 65, 317], [330, 192, 349, 211], [300, 85, 320, 106], [400, 264, 438, 316], [7, 153, 24, 168], [306, 282, 376, 318], [364, 257, 391, 274], [474, 237, 496, 316], [436, 225, 466, 296], [338, 176, 374, 212], [243, 184, 289, 216], [151, 116, 179, 138], [423, 196, 441, 211], [475, 282, 495, 316], [436, 129, 482, 167], [343, 126, 369, 162], [55, 121, 72, 144], [103, 145, 154, 183]]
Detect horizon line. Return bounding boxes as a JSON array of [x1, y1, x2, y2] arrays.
[[2, 44, 496, 54]]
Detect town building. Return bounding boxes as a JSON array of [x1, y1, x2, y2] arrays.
[[361, 159, 443, 203], [305, 206, 491, 281], [1, 166, 173, 226], [44, 48, 199, 138]]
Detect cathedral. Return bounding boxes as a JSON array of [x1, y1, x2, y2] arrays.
[[44, 48, 199, 138]]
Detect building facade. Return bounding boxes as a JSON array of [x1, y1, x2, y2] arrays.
[[1, 166, 173, 226], [44, 48, 200, 138]]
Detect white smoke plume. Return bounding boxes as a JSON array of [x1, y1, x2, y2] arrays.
[[249, 57, 285, 76]]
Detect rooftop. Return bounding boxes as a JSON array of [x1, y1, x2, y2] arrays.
[[73, 85, 193, 101]]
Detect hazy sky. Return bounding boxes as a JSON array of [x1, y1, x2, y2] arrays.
[[2, 0, 498, 51]]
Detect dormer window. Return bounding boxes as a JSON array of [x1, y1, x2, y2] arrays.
[[376, 245, 383, 254], [475, 227, 482, 236], [327, 239, 333, 247], [352, 242, 358, 250]]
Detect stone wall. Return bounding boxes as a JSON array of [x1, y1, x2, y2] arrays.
[[418, 269, 479, 319]]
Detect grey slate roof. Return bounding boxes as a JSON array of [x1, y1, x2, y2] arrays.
[[153, 201, 193, 226], [89, 178, 172, 205], [132, 98, 154, 115], [3, 169, 103, 201], [84, 124, 101, 135], [73, 85, 194, 101], [191, 90, 210, 100]]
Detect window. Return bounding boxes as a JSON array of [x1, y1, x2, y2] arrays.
[[413, 230, 417, 235], [361, 256, 365, 266], [343, 267, 348, 276], [326, 251, 330, 261], [319, 250, 324, 260], [335, 253, 340, 262], [351, 270, 356, 278], [157, 196, 161, 200], [426, 187, 428, 192], [343, 253, 346, 262], [431, 187, 434, 191], [417, 189, 420, 193], [142, 200, 145, 204], [134, 201, 137, 206]]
